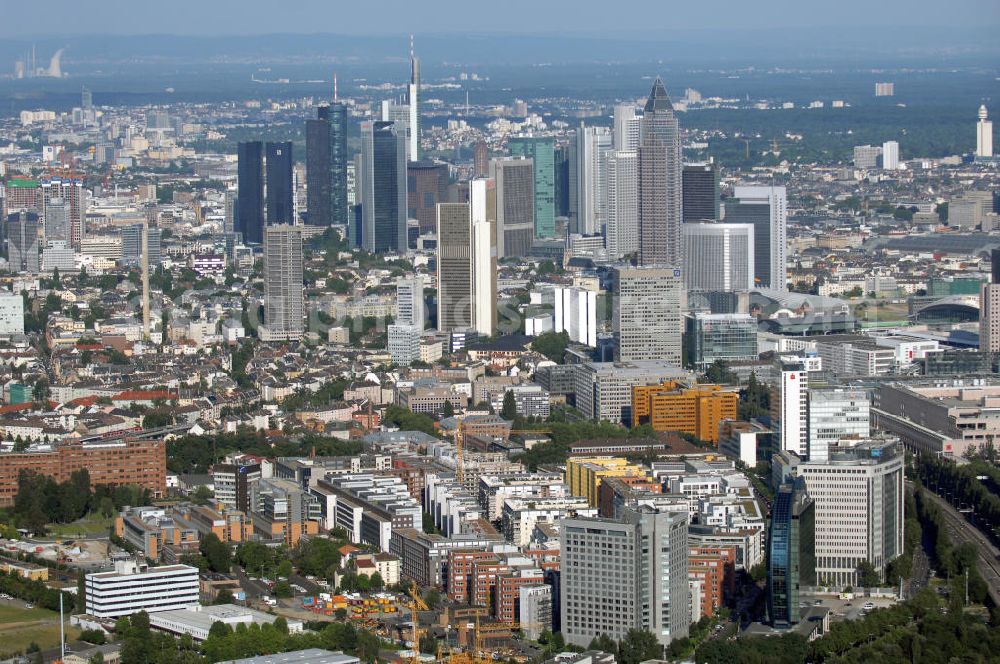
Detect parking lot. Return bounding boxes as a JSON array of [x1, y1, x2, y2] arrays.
[[804, 594, 899, 622]]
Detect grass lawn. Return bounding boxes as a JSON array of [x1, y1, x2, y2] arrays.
[[46, 514, 113, 539], [0, 604, 78, 658]]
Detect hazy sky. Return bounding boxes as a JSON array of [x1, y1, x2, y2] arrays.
[[2, 0, 998, 36]]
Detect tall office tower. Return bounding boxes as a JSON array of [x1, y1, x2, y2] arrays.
[[223, 190, 235, 233], [360, 121, 407, 253], [469, 179, 498, 336], [306, 111, 332, 226], [320, 102, 350, 225], [473, 141, 489, 178], [260, 225, 304, 341], [237, 141, 265, 244], [381, 100, 412, 161], [490, 158, 534, 258], [681, 223, 754, 292], [613, 103, 641, 151], [725, 185, 787, 291], [396, 275, 425, 329], [574, 126, 612, 236], [682, 162, 720, 222], [407, 161, 448, 235], [509, 136, 556, 238], [613, 265, 683, 364], [6, 211, 40, 273], [881, 140, 900, 170], [561, 506, 690, 648], [977, 105, 993, 158], [43, 197, 70, 245], [767, 477, 816, 627], [807, 387, 870, 463], [265, 142, 294, 225], [979, 248, 1000, 352], [785, 438, 904, 587], [81, 86, 93, 110], [39, 178, 85, 249], [638, 78, 683, 267], [407, 36, 420, 161], [773, 358, 809, 457], [121, 224, 162, 266], [554, 145, 571, 219], [603, 150, 639, 259], [436, 179, 497, 336]]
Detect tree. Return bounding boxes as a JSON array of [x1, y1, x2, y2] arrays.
[[588, 634, 617, 655], [209, 621, 232, 638], [531, 331, 570, 363], [442, 400, 455, 418], [199, 533, 232, 573], [214, 588, 235, 605], [702, 360, 737, 385], [618, 629, 662, 664], [856, 560, 880, 588], [501, 390, 518, 420]]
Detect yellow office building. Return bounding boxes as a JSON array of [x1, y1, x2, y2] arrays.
[[565, 456, 649, 507]]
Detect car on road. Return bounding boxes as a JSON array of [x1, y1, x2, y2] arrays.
[[862, 602, 875, 611]]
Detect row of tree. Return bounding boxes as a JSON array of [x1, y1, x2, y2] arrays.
[[12, 469, 149, 534], [915, 454, 1000, 542]]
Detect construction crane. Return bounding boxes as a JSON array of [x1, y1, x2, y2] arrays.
[[408, 581, 429, 664]]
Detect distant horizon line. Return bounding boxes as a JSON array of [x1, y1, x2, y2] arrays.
[[3, 25, 1000, 40]]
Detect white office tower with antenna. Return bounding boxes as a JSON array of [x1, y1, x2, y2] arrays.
[[977, 104, 993, 158]]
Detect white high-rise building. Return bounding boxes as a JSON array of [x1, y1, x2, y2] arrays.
[[681, 223, 754, 292], [396, 275, 425, 330], [470, 178, 498, 336], [727, 185, 787, 292], [575, 126, 612, 236], [881, 140, 900, 170], [408, 37, 420, 161], [977, 105, 993, 158], [781, 438, 905, 588], [380, 100, 412, 162], [613, 265, 683, 364], [388, 324, 422, 366], [260, 224, 304, 341], [553, 286, 598, 347], [0, 293, 25, 336], [561, 506, 689, 648], [852, 145, 882, 170], [613, 103, 641, 151], [773, 358, 810, 457], [603, 150, 639, 259]]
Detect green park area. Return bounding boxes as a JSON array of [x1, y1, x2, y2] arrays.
[[0, 603, 77, 659]]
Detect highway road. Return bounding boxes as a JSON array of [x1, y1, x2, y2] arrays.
[[917, 484, 1000, 606]]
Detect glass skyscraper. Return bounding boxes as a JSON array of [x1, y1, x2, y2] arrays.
[[306, 111, 332, 226], [638, 78, 682, 267], [265, 141, 294, 226], [509, 136, 556, 238], [682, 162, 720, 223], [767, 477, 815, 626], [360, 121, 407, 253], [237, 141, 264, 244]]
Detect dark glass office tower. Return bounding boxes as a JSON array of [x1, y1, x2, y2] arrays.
[[265, 141, 294, 226], [237, 141, 264, 244], [724, 198, 770, 289], [768, 477, 816, 626], [306, 112, 332, 226], [360, 121, 407, 253], [682, 162, 720, 223], [407, 161, 448, 236], [554, 145, 570, 219], [326, 103, 349, 226]]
